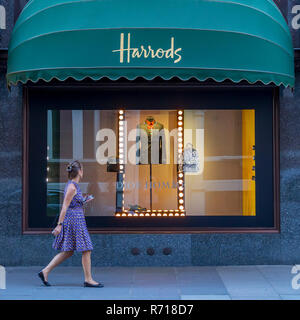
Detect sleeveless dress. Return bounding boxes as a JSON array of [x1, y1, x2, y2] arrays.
[[52, 180, 93, 252]]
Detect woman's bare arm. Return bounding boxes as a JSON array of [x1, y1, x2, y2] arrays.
[[57, 183, 76, 224]]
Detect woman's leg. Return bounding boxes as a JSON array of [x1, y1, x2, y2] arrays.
[[82, 250, 98, 284], [42, 251, 74, 281]]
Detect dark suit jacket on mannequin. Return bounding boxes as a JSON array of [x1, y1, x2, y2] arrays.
[[136, 120, 166, 165]]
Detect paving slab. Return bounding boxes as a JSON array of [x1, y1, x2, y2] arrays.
[[0, 265, 299, 300], [216, 266, 279, 297]]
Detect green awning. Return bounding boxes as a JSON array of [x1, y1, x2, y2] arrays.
[[7, 0, 295, 88]]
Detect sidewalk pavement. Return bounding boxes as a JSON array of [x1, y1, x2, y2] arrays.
[[1, 265, 300, 300]]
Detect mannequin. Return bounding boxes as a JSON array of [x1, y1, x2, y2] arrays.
[[135, 116, 166, 210], [136, 116, 166, 165]]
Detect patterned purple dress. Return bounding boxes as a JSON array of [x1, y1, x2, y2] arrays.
[[52, 180, 93, 252]]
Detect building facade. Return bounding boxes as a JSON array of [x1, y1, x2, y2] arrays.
[[1, 0, 300, 266]]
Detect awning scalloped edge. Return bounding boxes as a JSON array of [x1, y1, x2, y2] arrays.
[[6, 71, 295, 89]]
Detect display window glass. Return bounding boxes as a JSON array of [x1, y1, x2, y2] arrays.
[[46, 109, 256, 218], [25, 87, 276, 231]]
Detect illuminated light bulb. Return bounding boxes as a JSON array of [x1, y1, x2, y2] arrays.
[[116, 213, 121, 216], [179, 186, 184, 191], [178, 138, 183, 143], [119, 126, 124, 131], [178, 121, 183, 126], [163, 213, 167, 216], [145, 213, 150, 216], [178, 132, 182, 136], [181, 213, 185, 216], [178, 116, 183, 121], [128, 213, 132, 216], [122, 213, 127, 216], [120, 143, 124, 148], [120, 165, 124, 169], [119, 132, 124, 137], [178, 149, 183, 154], [179, 206, 184, 210], [47, 167, 50, 172], [119, 120, 124, 125], [147, 209, 151, 212], [175, 213, 179, 216], [46, 178, 49, 182], [151, 213, 156, 216], [179, 192, 184, 198], [119, 137, 124, 142], [178, 111, 183, 115], [178, 173, 184, 178], [134, 213, 138, 216], [179, 199, 184, 204], [178, 143, 183, 149], [178, 127, 183, 131], [119, 115, 124, 120], [157, 213, 162, 216], [179, 180, 183, 184], [119, 110, 124, 114], [140, 213, 144, 216], [47, 156, 49, 160]]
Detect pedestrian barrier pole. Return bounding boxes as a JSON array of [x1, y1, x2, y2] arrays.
[[0, 265, 6, 289]]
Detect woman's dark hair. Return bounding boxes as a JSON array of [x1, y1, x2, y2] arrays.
[[66, 160, 82, 179]]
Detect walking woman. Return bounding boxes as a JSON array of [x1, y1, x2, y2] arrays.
[[38, 160, 103, 288]]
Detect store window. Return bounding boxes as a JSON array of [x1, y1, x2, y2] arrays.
[[46, 108, 256, 218], [26, 86, 276, 232]]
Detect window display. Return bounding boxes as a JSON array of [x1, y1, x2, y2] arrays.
[[46, 108, 255, 218]]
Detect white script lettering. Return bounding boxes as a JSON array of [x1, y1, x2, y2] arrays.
[[113, 33, 182, 64]]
